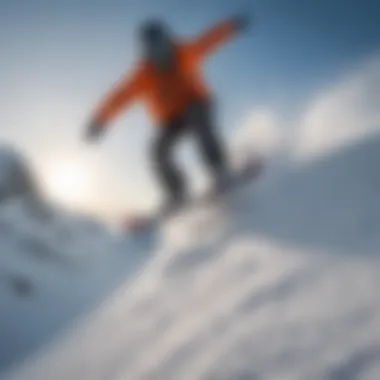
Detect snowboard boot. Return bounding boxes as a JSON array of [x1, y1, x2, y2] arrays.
[[158, 192, 188, 219], [212, 167, 233, 195]]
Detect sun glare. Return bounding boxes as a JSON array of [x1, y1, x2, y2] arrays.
[[43, 159, 93, 209]]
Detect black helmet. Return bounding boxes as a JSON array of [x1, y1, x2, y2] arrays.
[[139, 19, 172, 45], [139, 19, 175, 69]]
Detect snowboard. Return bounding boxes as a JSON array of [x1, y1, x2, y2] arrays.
[[122, 157, 264, 235]]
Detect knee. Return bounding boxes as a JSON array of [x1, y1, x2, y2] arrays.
[[152, 140, 170, 169]]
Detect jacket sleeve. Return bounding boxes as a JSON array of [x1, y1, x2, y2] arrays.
[[189, 19, 239, 61], [92, 67, 144, 126]]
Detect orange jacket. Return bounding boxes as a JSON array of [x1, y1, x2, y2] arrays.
[[92, 19, 240, 128]]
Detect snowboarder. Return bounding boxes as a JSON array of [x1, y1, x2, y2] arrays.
[[85, 14, 251, 216]]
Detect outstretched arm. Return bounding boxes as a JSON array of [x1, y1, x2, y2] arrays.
[[190, 14, 251, 61], [85, 68, 144, 142]]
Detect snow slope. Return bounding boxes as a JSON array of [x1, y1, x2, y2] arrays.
[[2, 130, 380, 380], [0, 145, 158, 376]]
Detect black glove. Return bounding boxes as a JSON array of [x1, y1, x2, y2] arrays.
[[84, 120, 105, 143], [232, 14, 252, 32]]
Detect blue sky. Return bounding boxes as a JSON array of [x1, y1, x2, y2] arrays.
[[1, 0, 379, 218]]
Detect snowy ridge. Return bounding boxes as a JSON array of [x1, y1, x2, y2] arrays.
[[0, 145, 151, 376], [3, 131, 380, 380]]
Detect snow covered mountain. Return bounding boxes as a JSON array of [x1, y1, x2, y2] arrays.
[[0, 145, 148, 376], [1, 128, 380, 380]]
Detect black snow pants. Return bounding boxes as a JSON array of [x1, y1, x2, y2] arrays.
[[152, 100, 228, 206]]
